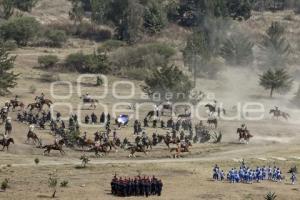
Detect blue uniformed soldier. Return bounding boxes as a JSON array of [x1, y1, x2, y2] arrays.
[[291, 172, 296, 185]]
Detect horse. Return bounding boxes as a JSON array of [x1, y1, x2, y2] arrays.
[[127, 145, 148, 158], [26, 131, 42, 146], [76, 137, 95, 149], [0, 138, 14, 151], [270, 109, 290, 120], [9, 100, 25, 111], [142, 137, 153, 150], [43, 140, 65, 155], [27, 103, 42, 111], [90, 145, 110, 157], [237, 128, 253, 144], [35, 97, 53, 108], [170, 142, 192, 158], [158, 135, 180, 149], [102, 140, 118, 152]]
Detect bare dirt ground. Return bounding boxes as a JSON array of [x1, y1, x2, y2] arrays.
[[1, 46, 300, 200]]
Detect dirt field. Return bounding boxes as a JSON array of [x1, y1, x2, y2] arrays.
[[0, 45, 299, 200]]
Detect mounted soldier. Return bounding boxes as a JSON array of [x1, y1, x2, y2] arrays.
[[5, 117, 12, 135]]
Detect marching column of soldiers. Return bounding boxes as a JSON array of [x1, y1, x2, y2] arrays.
[[111, 175, 163, 197]]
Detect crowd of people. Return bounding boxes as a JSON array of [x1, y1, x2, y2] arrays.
[[111, 175, 163, 197], [213, 163, 297, 185]]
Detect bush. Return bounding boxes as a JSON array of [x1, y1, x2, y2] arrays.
[[40, 73, 60, 82], [75, 22, 112, 41], [97, 40, 126, 53], [13, 0, 39, 12], [60, 180, 69, 187], [110, 42, 176, 72], [0, 17, 40, 46], [65, 52, 109, 73], [44, 29, 67, 47], [38, 55, 59, 69], [34, 158, 40, 165], [2, 40, 18, 51], [1, 179, 9, 191]]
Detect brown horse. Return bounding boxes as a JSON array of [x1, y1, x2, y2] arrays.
[[127, 146, 148, 158], [39, 99, 53, 108], [170, 142, 192, 158], [90, 145, 110, 157], [76, 137, 95, 149], [270, 109, 290, 120], [0, 138, 14, 151], [43, 140, 65, 155], [158, 135, 180, 149], [237, 128, 253, 144], [26, 131, 42, 146], [9, 100, 25, 110], [27, 103, 42, 111]]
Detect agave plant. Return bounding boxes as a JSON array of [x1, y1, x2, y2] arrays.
[[264, 192, 277, 200]]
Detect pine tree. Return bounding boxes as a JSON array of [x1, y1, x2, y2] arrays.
[[69, 0, 84, 25], [220, 34, 254, 66], [0, 43, 18, 95], [259, 68, 293, 97], [142, 65, 193, 101], [260, 21, 291, 68]]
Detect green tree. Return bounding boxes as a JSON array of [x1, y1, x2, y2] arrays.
[[1, 0, 14, 19], [0, 43, 18, 95], [260, 21, 291, 68], [0, 17, 40, 46], [69, 0, 84, 25], [226, 0, 252, 20], [259, 68, 293, 97], [183, 30, 214, 84], [90, 0, 108, 25], [117, 0, 144, 44], [13, 0, 39, 12], [143, 0, 167, 34], [142, 65, 193, 101], [220, 34, 254, 66]]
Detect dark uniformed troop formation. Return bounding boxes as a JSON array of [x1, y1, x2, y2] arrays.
[[111, 176, 163, 197]]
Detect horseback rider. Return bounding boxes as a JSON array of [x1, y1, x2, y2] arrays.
[[135, 136, 143, 150], [5, 117, 12, 135], [54, 135, 61, 147], [28, 123, 35, 135], [2, 133, 9, 144], [84, 92, 91, 102]]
